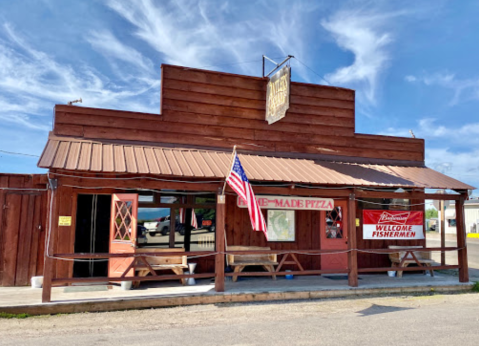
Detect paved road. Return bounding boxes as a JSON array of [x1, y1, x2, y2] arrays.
[[426, 233, 479, 278], [1, 294, 479, 345]]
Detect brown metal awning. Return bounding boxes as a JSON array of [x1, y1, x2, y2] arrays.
[[38, 136, 475, 190]]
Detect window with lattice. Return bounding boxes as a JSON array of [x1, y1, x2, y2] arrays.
[[113, 200, 133, 240], [326, 206, 343, 239]]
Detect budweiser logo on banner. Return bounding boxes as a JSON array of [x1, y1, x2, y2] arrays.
[[378, 212, 411, 225]]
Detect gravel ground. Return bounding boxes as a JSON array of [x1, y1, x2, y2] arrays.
[[1, 293, 479, 345]]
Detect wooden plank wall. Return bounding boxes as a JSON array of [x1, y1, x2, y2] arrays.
[[198, 194, 322, 273], [52, 186, 76, 280], [52, 64, 424, 162], [0, 174, 48, 286]]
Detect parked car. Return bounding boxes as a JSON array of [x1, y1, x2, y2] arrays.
[[201, 218, 215, 232], [152, 215, 186, 236]]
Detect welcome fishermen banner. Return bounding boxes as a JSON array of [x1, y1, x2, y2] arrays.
[[363, 210, 424, 240]]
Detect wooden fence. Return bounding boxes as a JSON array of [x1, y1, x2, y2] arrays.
[[0, 174, 48, 286]]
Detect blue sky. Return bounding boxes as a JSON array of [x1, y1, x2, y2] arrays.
[[1, 0, 479, 189]]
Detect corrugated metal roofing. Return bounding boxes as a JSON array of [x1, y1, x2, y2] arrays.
[[38, 136, 475, 190]]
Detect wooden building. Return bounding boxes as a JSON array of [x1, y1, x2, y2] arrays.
[[27, 64, 474, 302]]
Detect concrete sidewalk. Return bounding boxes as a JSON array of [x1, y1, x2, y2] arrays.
[[0, 272, 472, 316]]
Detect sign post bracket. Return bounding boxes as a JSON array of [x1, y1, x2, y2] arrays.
[[263, 55, 294, 78]]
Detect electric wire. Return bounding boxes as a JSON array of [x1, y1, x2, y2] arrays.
[[292, 57, 332, 85], [0, 149, 40, 157]]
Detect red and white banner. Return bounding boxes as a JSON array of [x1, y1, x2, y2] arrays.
[[363, 210, 424, 240]]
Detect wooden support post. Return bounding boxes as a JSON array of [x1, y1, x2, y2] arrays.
[[42, 188, 57, 303], [440, 199, 446, 266], [455, 195, 469, 282], [169, 208, 176, 248], [215, 190, 226, 292], [348, 192, 358, 287]]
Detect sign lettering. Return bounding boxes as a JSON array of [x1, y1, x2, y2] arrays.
[[266, 65, 290, 124], [237, 195, 334, 211]]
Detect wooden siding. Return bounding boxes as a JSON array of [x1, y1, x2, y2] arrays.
[[52, 64, 425, 162], [197, 194, 322, 273], [0, 174, 48, 286]]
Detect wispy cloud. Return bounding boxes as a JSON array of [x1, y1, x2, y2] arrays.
[[0, 22, 161, 131], [405, 72, 479, 105], [321, 9, 404, 106], [381, 118, 479, 187], [382, 118, 479, 144], [86, 30, 155, 76], [426, 147, 479, 187], [107, 0, 252, 73], [105, 0, 314, 78]]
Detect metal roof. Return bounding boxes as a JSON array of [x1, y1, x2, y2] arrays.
[[38, 136, 475, 190]]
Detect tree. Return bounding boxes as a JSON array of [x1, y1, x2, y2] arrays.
[[425, 208, 438, 219]]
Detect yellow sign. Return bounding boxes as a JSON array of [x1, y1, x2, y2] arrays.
[[266, 65, 290, 124], [59, 216, 72, 226], [356, 218, 360, 227]]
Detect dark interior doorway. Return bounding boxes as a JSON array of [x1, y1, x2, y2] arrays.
[[73, 194, 111, 277]]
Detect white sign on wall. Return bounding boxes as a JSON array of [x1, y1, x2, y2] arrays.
[[237, 195, 334, 211]]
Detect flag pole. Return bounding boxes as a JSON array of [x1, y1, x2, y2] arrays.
[[221, 145, 236, 268], [222, 145, 237, 196]]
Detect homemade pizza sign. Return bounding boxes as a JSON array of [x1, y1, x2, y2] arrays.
[[237, 195, 334, 211], [363, 210, 424, 240]]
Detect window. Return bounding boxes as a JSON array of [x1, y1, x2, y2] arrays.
[[113, 200, 133, 240], [358, 198, 410, 211], [135, 191, 216, 251], [137, 207, 171, 248], [448, 219, 457, 227], [325, 206, 343, 239]]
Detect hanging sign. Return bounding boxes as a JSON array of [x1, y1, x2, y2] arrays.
[[237, 195, 334, 211], [265, 65, 290, 124], [363, 210, 424, 240]]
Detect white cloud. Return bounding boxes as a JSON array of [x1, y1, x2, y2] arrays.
[[381, 118, 479, 188], [86, 30, 155, 75], [426, 148, 479, 188], [321, 10, 402, 105], [405, 72, 479, 105], [105, 0, 313, 79], [382, 118, 479, 143], [404, 75, 416, 82], [0, 22, 161, 131], [107, 0, 250, 72]]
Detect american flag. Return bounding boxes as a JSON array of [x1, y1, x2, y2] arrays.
[[179, 208, 198, 229], [226, 153, 268, 239]]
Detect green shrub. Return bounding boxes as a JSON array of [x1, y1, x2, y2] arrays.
[[472, 282, 479, 293]]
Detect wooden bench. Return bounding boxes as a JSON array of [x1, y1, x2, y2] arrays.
[[133, 248, 188, 287], [227, 246, 278, 282], [388, 245, 434, 278]]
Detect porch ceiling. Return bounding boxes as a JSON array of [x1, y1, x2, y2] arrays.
[[38, 135, 474, 190]]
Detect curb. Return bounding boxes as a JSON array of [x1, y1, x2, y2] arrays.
[[0, 283, 473, 316]]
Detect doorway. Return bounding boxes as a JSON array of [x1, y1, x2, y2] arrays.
[[73, 194, 111, 277], [320, 200, 349, 271]]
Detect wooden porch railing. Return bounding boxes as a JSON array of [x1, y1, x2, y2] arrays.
[[42, 246, 464, 302]]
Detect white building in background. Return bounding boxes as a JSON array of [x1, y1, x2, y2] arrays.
[[441, 199, 479, 234]]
